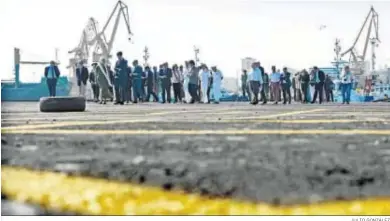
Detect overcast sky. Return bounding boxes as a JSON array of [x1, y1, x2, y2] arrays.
[[0, 0, 389, 82]]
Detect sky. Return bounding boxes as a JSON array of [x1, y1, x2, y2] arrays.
[[0, 0, 389, 82]]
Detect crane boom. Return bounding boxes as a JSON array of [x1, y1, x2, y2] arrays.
[[68, 0, 133, 67], [340, 6, 379, 75], [91, 0, 132, 63], [67, 0, 133, 98]]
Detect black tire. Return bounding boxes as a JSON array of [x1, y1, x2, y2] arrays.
[[39, 96, 86, 112]]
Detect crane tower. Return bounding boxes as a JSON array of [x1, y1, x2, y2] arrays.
[[341, 6, 380, 76], [67, 0, 133, 97]]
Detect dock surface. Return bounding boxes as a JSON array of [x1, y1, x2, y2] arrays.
[[2, 102, 390, 215]]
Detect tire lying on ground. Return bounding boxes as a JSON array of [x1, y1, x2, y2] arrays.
[[39, 96, 86, 112]]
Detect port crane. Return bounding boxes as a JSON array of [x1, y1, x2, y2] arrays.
[[67, 18, 98, 68], [341, 6, 380, 76], [68, 0, 132, 67], [67, 0, 132, 97]]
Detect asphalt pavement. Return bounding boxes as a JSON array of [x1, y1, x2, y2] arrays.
[[2, 101, 390, 215]]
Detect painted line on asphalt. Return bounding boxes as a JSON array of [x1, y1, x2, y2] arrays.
[[3, 119, 388, 125], [229, 109, 327, 120], [1, 108, 242, 122], [2, 166, 389, 215], [1, 109, 313, 130], [220, 119, 390, 123], [292, 113, 390, 116], [0, 119, 152, 130], [2, 119, 388, 131], [0, 108, 235, 130], [3, 129, 390, 135]]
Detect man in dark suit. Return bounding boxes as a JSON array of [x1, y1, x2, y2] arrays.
[[324, 74, 334, 102], [311, 66, 326, 104], [76, 61, 89, 97], [258, 62, 267, 104], [159, 62, 172, 103], [44, 61, 61, 97], [281, 67, 292, 104], [144, 66, 158, 102], [299, 70, 310, 103]]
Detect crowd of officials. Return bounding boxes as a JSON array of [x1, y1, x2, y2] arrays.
[[73, 52, 224, 105], [240, 64, 354, 105], [44, 54, 354, 105]]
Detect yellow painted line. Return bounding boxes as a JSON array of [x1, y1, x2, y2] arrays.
[[1, 119, 152, 130], [1, 116, 96, 121], [3, 119, 386, 130], [2, 166, 389, 215], [1, 109, 313, 130], [3, 129, 390, 135], [221, 119, 389, 123], [1, 108, 239, 122], [295, 113, 390, 116], [228, 109, 327, 120], [0, 110, 224, 130]]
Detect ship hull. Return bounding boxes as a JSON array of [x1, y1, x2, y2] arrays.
[[1, 77, 71, 101]]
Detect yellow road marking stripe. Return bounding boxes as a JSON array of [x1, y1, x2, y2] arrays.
[[3, 129, 390, 135], [293, 113, 390, 116], [221, 119, 389, 123], [1, 107, 238, 116], [2, 166, 389, 215], [0, 108, 241, 124], [3, 119, 387, 127], [232, 109, 327, 120], [4, 112, 390, 122], [1, 119, 152, 130], [2, 109, 320, 130]]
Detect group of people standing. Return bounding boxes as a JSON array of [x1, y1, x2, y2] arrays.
[[241, 64, 354, 105], [241, 62, 294, 105], [75, 52, 224, 105], [44, 56, 353, 105]]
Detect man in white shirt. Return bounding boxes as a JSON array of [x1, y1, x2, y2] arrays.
[[270, 66, 281, 104], [248, 62, 263, 105], [211, 66, 224, 104], [172, 64, 184, 103]]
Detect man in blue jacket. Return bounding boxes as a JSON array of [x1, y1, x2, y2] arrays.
[[132, 60, 144, 103], [44, 61, 61, 97], [144, 66, 158, 102], [281, 67, 292, 104], [114, 51, 129, 105]]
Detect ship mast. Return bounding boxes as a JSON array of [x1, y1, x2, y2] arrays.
[[194, 46, 200, 66], [143, 46, 150, 66], [334, 38, 342, 75]]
